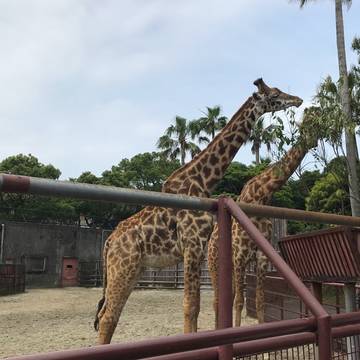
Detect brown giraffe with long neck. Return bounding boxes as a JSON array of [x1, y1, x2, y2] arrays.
[[208, 107, 321, 328], [94, 79, 302, 344]]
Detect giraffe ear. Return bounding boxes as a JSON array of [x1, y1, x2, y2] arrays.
[[253, 78, 270, 94]]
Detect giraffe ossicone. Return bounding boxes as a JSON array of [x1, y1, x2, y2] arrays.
[[94, 79, 302, 344]]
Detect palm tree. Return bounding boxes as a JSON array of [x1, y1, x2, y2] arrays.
[[191, 106, 228, 144], [246, 117, 278, 164], [297, 0, 360, 216], [157, 116, 200, 165]]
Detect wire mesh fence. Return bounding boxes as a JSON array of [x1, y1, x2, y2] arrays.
[[236, 343, 316, 360], [235, 335, 360, 360], [0, 264, 25, 295]]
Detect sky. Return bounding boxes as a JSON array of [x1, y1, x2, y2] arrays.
[[0, 0, 359, 179]]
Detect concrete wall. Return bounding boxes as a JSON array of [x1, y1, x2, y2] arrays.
[[0, 220, 111, 287]]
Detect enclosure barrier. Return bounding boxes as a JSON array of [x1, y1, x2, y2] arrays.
[[2, 173, 360, 360], [2, 173, 360, 227], [0, 263, 25, 295]]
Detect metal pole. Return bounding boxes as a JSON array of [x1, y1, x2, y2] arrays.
[[217, 197, 233, 360], [2, 174, 360, 227], [0, 174, 217, 213], [0, 223, 5, 263], [238, 201, 360, 227], [344, 284, 360, 360]]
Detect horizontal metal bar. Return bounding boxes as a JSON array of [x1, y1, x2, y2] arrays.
[[144, 332, 316, 360], [0, 174, 217, 212], [331, 312, 360, 327], [332, 324, 360, 338], [144, 348, 218, 360], [234, 332, 316, 357], [7, 317, 315, 360], [2, 174, 360, 225], [238, 201, 360, 227]]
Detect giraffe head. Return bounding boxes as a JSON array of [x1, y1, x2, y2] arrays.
[[253, 78, 303, 112]]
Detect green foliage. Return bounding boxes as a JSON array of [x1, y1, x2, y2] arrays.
[[0, 154, 77, 224], [103, 152, 180, 192], [246, 117, 281, 164], [0, 153, 61, 179], [271, 170, 323, 235], [73, 152, 180, 228], [157, 116, 201, 165], [0, 152, 180, 227], [306, 172, 350, 215], [190, 106, 228, 143], [213, 160, 270, 197]]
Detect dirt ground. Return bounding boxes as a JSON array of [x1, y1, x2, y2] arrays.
[[0, 287, 256, 359]]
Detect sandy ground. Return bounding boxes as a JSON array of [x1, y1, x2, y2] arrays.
[[0, 288, 256, 359]]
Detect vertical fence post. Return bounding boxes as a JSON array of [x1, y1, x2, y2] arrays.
[[317, 315, 332, 360], [344, 284, 360, 360], [217, 197, 233, 360], [174, 264, 179, 289]]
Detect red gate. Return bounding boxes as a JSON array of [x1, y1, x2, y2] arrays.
[[61, 257, 78, 287]]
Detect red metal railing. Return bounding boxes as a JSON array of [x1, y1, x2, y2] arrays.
[[2, 174, 360, 360]]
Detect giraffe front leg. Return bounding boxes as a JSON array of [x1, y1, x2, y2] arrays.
[[256, 252, 268, 324], [233, 261, 246, 327], [183, 248, 202, 333]]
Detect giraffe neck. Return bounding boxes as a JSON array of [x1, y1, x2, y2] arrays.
[[162, 96, 264, 197], [239, 140, 309, 205]]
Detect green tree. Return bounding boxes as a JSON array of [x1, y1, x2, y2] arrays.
[[70, 172, 108, 227], [0, 153, 60, 179], [103, 152, 180, 192], [213, 160, 270, 197], [245, 117, 278, 164], [296, 0, 360, 216], [0, 154, 77, 223], [72, 152, 180, 228], [271, 170, 323, 234], [306, 172, 350, 215], [157, 116, 201, 165], [191, 106, 228, 143]]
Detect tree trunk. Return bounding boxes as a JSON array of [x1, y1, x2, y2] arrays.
[[335, 0, 360, 216], [180, 145, 186, 166], [255, 146, 260, 165]]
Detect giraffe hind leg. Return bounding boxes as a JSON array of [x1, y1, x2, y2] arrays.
[[98, 247, 142, 344], [256, 253, 268, 323]]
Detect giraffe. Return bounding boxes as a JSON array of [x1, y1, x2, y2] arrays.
[[94, 79, 303, 344], [208, 107, 321, 328]]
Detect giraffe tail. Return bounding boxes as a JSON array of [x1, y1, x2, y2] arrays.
[[94, 240, 109, 331], [94, 296, 106, 331]]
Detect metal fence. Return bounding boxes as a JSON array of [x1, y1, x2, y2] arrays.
[[2, 174, 360, 360], [79, 260, 212, 288], [0, 263, 25, 296]]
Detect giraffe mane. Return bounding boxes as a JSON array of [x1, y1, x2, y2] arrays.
[[163, 96, 254, 186]]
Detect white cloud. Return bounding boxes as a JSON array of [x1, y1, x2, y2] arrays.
[[0, 0, 357, 179], [0, 0, 271, 178]]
